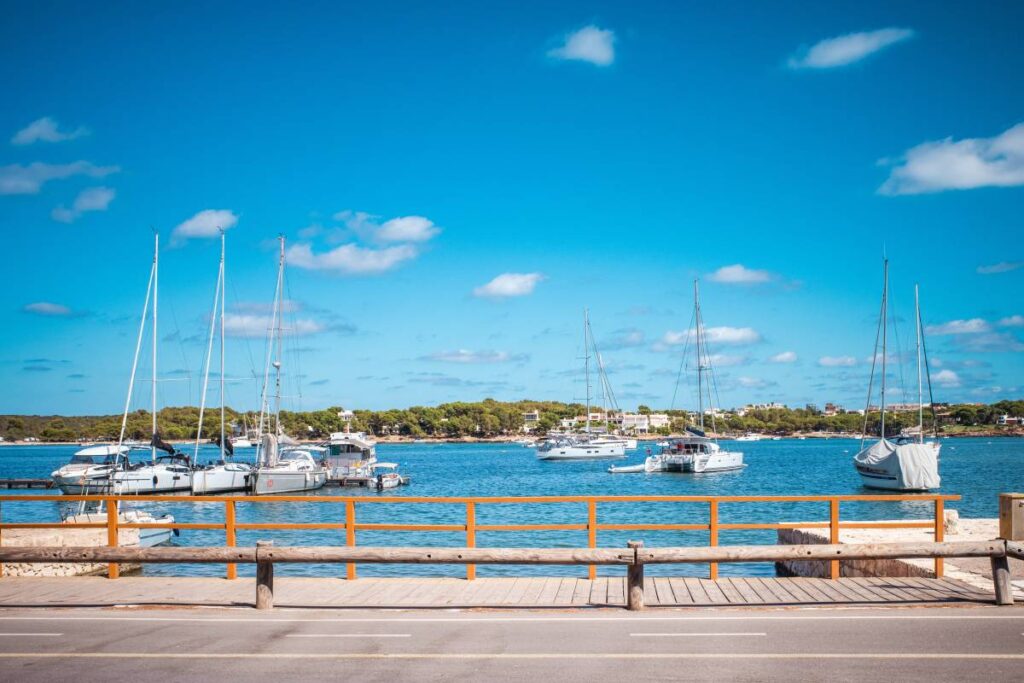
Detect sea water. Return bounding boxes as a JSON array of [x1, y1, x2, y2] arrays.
[[1, 438, 1020, 577]]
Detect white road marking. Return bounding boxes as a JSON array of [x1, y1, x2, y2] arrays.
[[0, 614, 1022, 624], [630, 632, 767, 637], [0, 633, 62, 637], [285, 634, 410, 638], [0, 652, 1022, 660]]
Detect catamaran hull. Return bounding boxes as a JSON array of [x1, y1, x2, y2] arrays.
[[252, 470, 327, 495], [666, 451, 745, 473], [191, 467, 252, 494]]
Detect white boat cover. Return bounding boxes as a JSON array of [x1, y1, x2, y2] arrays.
[[261, 433, 279, 467], [854, 438, 940, 490]]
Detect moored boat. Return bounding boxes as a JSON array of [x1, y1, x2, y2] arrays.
[[51, 444, 126, 494]]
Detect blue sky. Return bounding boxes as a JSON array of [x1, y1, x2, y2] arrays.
[[1, 1, 1022, 415]]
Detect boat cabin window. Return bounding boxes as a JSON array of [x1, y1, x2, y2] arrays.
[[70, 454, 116, 465]]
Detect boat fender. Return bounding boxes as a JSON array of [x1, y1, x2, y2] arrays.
[[376, 474, 384, 492], [173, 528, 180, 537]]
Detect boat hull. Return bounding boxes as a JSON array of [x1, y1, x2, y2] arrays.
[[110, 469, 193, 495], [52, 473, 114, 494], [191, 466, 252, 494], [537, 442, 626, 460], [252, 470, 327, 495]]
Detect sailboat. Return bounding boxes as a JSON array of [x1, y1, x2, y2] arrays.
[[191, 232, 253, 494], [610, 281, 743, 474], [251, 236, 328, 495], [109, 233, 194, 495], [853, 263, 941, 491], [536, 309, 626, 460]]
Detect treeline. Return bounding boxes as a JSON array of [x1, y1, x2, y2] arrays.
[[1, 399, 1022, 442]]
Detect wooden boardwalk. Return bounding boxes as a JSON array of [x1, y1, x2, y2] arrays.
[[0, 575, 996, 609]]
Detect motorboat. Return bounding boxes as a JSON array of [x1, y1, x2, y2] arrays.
[[324, 430, 377, 480], [735, 433, 762, 442], [230, 436, 254, 449], [110, 450, 194, 494], [51, 444, 127, 494], [536, 435, 626, 460], [252, 436, 328, 495], [852, 267, 941, 491], [369, 462, 407, 490], [64, 503, 176, 547]]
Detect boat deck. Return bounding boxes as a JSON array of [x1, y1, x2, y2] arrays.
[[0, 575, 998, 609]]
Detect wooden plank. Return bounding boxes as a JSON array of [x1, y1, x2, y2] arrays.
[[683, 577, 712, 604], [535, 577, 562, 606], [714, 577, 745, 604], [572, 578, 592, 606], [803, 578, 853, 603], [742, 577, 779, 603], [518, 577, 548, 606], [504, 577, 530, 605], [863, 578, 921, 602], [642, 575, 658, 606], [727, 578, 764, 604], [667, 577, 695, 604], [608, 576, 626, 606], [857, 576, 912, 602], [554, 578, 578, 605], [589, 576, 609, 605], [755, 578, 794, 603], [831, 578, 890, 603], [832, 578, 885, 603], [651, 577, 675, 605], [697, 579, 730, 604], [889, 577, 953, 602]]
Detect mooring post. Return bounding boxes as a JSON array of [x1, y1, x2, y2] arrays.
[[991, 555, 1013, 606], [627, 540, 644, 611], [255, 540, 274, 610]]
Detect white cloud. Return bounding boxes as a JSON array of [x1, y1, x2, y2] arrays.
[[171, 209, 238, 244], [51, 186, 115, 223], [998, 315, 1024, 328], [473, 272, 545, 298], [22, 302, 73, 316], [660, 327, 761, 349], [603, 328, 645, 350], [333, 210, 441, 243], [737, 376, 771, 388], [933, 369, 961, 388], [977, 261, 1022, 275], [956, 332, 1024, 353], [925, 318, 992, 335], [422, 350, 528, 364], [223, 313, 323, 338], [769, 351, 798, 363], [376, 216, 440, 243], [0, 161, 119, 195], [879, 122, 1024, 195], [707, 264, 774, 284], [707, 353, 749, 367], [548, 25, 615, 66], [287, 242, 418, 275], [788, 28, 914, 69], [11, 117, 89, 145], [819, 355, 858, 367]]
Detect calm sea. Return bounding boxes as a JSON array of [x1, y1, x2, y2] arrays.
[[1, 438, 1021, 578]]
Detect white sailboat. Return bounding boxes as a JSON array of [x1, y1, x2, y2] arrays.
[[251, 236, 328, 495], [192, 232, 253, 494], [109, 233, 193, 495], [537, 309, 626, 461], [853, 265, 941, 491], [610, 281, 743, 474]]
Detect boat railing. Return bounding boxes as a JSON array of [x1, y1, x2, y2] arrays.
[[0, 493, 960, 582]]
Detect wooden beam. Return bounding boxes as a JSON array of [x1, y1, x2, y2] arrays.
[[1006, 541, 1024, 560], [626, 541, 644, 611], [0, 546, 257, 563], [638, 541, 1005, 564], [256, 546, 635, 565], [255, 540, 273, 610], [990, 555, 1013, 606]]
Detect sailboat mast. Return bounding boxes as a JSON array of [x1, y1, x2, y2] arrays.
[[584, 308, 591, 435], [694, 280, 704, 431], [880, 259, 888, 439], [220, 231, 226, 459], [915, 283, 923, 443], [151, 232, 159, 463], [273, 236, 285, 435]]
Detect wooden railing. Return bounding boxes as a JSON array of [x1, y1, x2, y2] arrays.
[[0, 493, 958, 581], [1, 538, 1018, 609]]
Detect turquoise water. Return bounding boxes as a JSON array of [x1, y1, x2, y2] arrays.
[[1, 438, 1021, 578]]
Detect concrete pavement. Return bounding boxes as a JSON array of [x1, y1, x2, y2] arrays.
[[0, 605, 1023, 681]]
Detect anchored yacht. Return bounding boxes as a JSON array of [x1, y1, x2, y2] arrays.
[[51, 444, 127, 494]]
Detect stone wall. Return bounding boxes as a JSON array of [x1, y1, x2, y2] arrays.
[[776, 527, 936, 579], [1, 527, 142, 577]]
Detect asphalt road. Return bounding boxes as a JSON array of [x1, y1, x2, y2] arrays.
[[1, 606, 1022, 681]]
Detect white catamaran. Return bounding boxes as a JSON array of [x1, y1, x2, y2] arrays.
[[251, 236, 328, 495], [191, 232, 253, 494], [853, 262, 941, 491], [610, 281, 744, 474], [536, 309, 626, 460], [109, 233, 194, 495]]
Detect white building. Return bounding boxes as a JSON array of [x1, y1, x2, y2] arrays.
[[522, 410, 540, 433]]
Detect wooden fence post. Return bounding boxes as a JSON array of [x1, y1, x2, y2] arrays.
[[991, 555, 1013, 605], [465, 502, 476, 581], [345, 500, 356, 580], [627, 540, 644, 611], [933, 498, 944, 578], [225, 500, 237, 580], [587, 498, 597, 580], [829, 498, 840, 580], [106, 497, 119, 579], [255, 540, 273, 609]]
